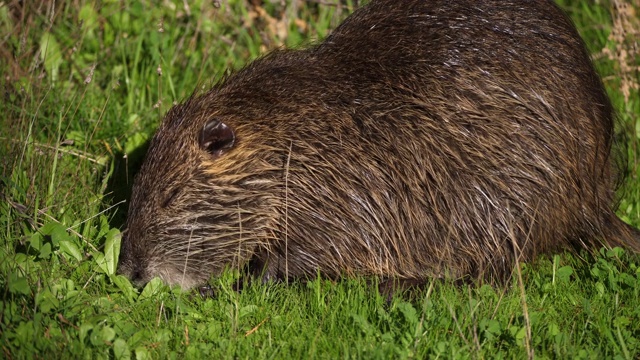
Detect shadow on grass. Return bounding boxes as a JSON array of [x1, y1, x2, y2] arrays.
[[104, 139, 151, 230]]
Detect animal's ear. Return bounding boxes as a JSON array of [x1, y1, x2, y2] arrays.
[[199, 119, 236, 157]]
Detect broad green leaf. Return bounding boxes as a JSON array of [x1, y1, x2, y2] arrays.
[[396, 301, 418, 325], [134, 347, 152, 360], [239, 304, 258, 318], [8, 273, 30, 295], [59, 240, 82, 261], [29, 232, 43, 251], [35, 288, 59, 313], [78, 4, 99, 31], [556, 265, 574, 283], [103, 228, 121, 275], [139, 278, 164, 301], [100, 326, 116, 343], [79, 323, 94, 344], [38, 242, 52, 260], [49, 223, 72, 245], [95, 228, 121, 275], [113, 275, 138, 303], [113, 338, 131, 360], [39, 33, 63, 82]]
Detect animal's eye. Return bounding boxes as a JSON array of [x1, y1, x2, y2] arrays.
[[161, 188, 181, 208], [199, 119, 236, 157]]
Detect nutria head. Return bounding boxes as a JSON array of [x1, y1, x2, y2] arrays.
[[118, 94, 275, 289]]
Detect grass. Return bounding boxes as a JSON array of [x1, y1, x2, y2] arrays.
[[1, 0, 639, 358]]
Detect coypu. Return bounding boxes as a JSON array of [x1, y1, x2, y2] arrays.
[[118, 0, 640, 290]]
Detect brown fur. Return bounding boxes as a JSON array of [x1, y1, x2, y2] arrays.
[[118, 0, 640, 290]]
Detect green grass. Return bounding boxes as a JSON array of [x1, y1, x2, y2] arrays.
[[1, 0, 639, 358]]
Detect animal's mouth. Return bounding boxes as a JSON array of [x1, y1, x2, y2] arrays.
[[116, 256, 148, 288]]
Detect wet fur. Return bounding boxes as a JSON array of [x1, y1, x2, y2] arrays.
[[118, 0, 640, 289]]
